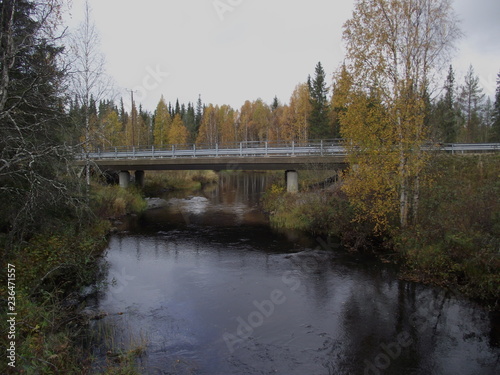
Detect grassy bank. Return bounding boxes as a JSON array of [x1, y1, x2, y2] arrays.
[[142, 170, 218, 197], [262, 155, 500, 308], [1, 184, 148, 374]]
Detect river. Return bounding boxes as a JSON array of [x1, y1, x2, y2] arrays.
[[90, 172, 500, 375]]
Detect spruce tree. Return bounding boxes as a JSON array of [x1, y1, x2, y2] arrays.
[[175, 99, 181, 116], [0, 0, 78, 242], [308, 62, 331, 139], [272, 96, 279, 111], [491, 72, 500, 142], [432, 65, 458, 142], [441, 66, 458, 142], [459, 65, 485, 142], [195, 94, 203, 132]]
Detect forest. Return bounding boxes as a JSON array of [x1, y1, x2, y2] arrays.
[[1, 0, 500, 373], [74, 62, 500, 151]]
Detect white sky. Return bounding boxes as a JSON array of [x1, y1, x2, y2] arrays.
[[65, 0, 500, 111]]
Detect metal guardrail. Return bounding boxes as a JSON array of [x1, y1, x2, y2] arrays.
[[77, 141, 500, 160], [440, 143, 500, 153], [80, 140, 346, 160]]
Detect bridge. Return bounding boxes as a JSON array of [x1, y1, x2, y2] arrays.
[[76, 141, 500, 192]]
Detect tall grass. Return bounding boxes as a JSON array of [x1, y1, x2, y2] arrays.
[[143, 170, 218, 196], [91, 184, 147, 218]]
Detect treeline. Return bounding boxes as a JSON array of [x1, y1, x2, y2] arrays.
[[75, 62, 500, 151], [428, 65, 500, 143]]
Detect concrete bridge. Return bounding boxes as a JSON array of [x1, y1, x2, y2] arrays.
[[76, 141, 500, 192]]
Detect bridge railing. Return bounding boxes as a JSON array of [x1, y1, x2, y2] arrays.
[[77, 141, 500, 160], [79, 139, 347, 160]]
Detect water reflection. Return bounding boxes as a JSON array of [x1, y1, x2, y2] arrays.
[[138, 172, 274, 231], [92, 172, 500, 375]]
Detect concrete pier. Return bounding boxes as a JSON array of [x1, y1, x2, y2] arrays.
[[286, 170, 299, 193], [119, 170, 130, 188]]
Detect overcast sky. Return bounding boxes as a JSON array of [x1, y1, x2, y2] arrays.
[[65, 0, 500, 111]]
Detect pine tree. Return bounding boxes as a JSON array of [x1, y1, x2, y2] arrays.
[[308, 62, 331, 139]]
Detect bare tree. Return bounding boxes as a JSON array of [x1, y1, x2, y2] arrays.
[[68, 0, 112, 187]]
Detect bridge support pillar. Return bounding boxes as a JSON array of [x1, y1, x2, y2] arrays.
[[119, 170, 130, 188], [286, 170, 299, 193], [135, 170, 145, 188]]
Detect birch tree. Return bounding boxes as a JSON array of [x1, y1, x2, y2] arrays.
[[69, 0, 111, 186], [340, 0, 461, 229]]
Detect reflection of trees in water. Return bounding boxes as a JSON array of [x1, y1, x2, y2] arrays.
[[338, 279, 498, 374], [212, 171, 274, 206]]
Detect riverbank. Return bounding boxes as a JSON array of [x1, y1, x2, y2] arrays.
[[262, 154, 500, 309], [0, 170, 226, 374], [142, 170, 218, 197], [1, 183, 149, 374]]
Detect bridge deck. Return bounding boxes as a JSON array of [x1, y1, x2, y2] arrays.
[[75, 155, 348, 171], [75, 141, 500, 171]]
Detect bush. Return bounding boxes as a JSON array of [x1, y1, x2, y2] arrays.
[[400, 154, 500, 307], [262, 183, 380, 251], [91, 185, 147, 218]]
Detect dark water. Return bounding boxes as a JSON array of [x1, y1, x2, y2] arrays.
[[92, 172, 500, 375]]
